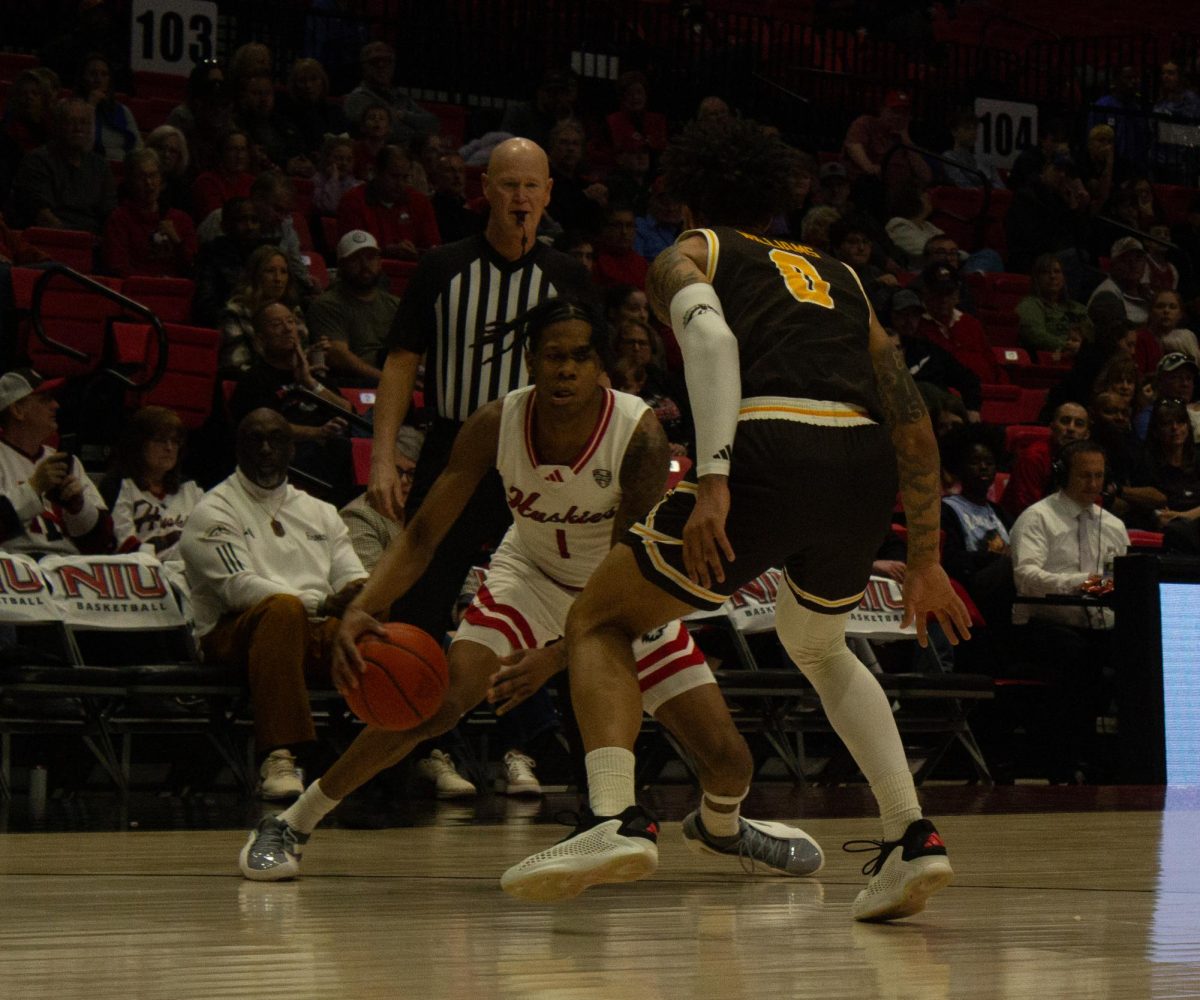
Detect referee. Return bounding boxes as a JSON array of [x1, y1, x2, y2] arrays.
[[365, 137, 593, 639]]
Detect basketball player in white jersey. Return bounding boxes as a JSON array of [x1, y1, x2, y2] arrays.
[[240, 298, 823, 883]]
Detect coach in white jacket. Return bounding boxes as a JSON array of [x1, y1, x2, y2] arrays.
[[181, 409, 367, 800]]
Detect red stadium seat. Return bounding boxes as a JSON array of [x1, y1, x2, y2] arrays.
[[352, 436, 372, 485], [339, 387, 377, 413], [381, 258, 418, 296], [23, 228, 95, 272], [1128, 530, 1164, 549], [112, 321, 221, 428], [980, 384, 1045, 424], [121, 275, 194, 323], [988, 471, 1010, 503], [1152, 185, 1193, 228], [978, 307, 1020, 347], [132, 70, 189, 102], [1005, 424, 1050, 454], [994, 346, 1032, 368], [14, 269, 125, 379], [1035, 350, 1072, 367]]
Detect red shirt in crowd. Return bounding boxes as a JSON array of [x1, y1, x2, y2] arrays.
[[594, 248, 649, 290], [336, 183, 440, 254], [1133, 327, 1163, 378], [102, 202, 198, 278], [191, 170, 254, 220], [606, 110, 668, 154], [916, 310, 1003, 385]]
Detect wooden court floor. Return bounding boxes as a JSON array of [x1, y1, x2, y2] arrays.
[[0, 790, 1198, 1000]]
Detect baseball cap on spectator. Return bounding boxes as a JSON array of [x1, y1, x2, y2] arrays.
[[820, 162, 848, 181], [883, 90, 912, 110], [1111, 237, 1146, 259], [1158, 352, 1199, 375], [0, 368, 64, 412], [336, 230, 380, 261], [892, 290, 923, 312], [920, 262, 960, 294]]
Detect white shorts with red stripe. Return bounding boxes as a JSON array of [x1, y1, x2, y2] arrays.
[[453, 536, 713, 716]]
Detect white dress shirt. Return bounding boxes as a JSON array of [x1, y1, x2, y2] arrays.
[[1010, 490, 1130, 628]]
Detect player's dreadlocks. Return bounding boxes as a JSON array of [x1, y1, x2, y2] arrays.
[[476, 297, 608, 362], [661, 117, 803, 229]]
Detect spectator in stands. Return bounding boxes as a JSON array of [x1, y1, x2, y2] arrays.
[[593, 203, 647, 289], [609, 318, 692, 457], [634, 183, 682, 262], [220, 245, 311, 373], [1089, 65, 1150, 169], [606, 70, 668, 156], [192, 129, 254, 221], [1144, 225, 1179, 293], [145, 125, 193, 217], [228, 42, 273, 94], [767, 153, 818, 238], [1017, 253, 1093, 354], [607, 138, 654, 216], [9, 97, 116, 236], [1092, 353, 1139, 413], [167, 62, 231, 174], [230, 303, 354, 504], [1009, 438, 1130, 780], [884, 180, 942, 270], [1087, 390, 1157, 526], [1002, 402, 1091, 518], [310, 136, 360, 220], [931, 393, 970, 442], [1151, 59, 1200, 184], [1134, 289, 1188, 374], [406, 134, 445, 198], [554, 229, 595, 276], [814, 161, 853, 214], [337, 145, 440, 260], [429, 150, 480, 244], [339, 425, 422, 558], [1006, 152, 1088, 275], [105, 406, 202, 564], [695, 95, 731, 124], [916, 262, 1001, 383], [831, 216, 899, 313], [351, 102, 391, 181], [233, 74, 308, 177], [500, 68, 578, 150], [1137, 397, 1200, 551], [941, 109, 1004, 189], [939, 424, 1014, 628], [1132, 352, 1200, 441], [545, 119, 607, 235], [0, 368, 114, 557], [306, 230, 398, 386], [1162, 328, 1200, 366], [842, 90, 931, 218], [38, 0, 130, 95], [75, 52, 140, 163], [343, 42, 439, 147], [280, 58, 349, 162], [798, 205, 840, 251], [192, 197, 266, 328], [102, 148, 197, 279], [1088, 237, 1152, 331], [886, 289, 982, 421], [1078, 124, 1117, 214], [0, 72, 54, 204], [1045, 320, 1139, 416], [181, 408, 367, 799]]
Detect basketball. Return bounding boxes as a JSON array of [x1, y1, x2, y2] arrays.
[[345, 623, 449, 730]]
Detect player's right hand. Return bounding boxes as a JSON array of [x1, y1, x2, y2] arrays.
[[682, 475, 735, 590], [29, 452, 71, 497], [367, 462, 407, 522], [331, 606, 388, 694]]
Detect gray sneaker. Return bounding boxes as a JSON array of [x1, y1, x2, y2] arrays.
[[681, 811, 825, 876], [239, 814, 310, 882]]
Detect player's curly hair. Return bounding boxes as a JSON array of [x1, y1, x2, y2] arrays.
[[476, 297, 608, 362], [661, 118, 803, 228]]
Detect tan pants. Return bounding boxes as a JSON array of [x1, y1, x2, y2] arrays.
[[201, 594, 340, 753]]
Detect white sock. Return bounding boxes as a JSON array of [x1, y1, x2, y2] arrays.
[[278, 779, 341, 835], [700, 789, 746, 838], [777, 592, 921, 841], [585, 747, 636, 817]]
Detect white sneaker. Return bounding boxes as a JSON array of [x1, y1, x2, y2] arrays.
[[502, 750, 542, 796], [416, 749, 477, 799], [258, 749, 303, 801], [845, 819, 954, 922]]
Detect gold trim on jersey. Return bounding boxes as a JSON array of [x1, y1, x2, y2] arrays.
[[784, 570, 865, 610], [738, 396, 876, 427], [679, 228, 719, 282], [630, 485, 726, 605]]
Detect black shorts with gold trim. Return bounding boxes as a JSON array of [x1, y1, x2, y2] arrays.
[[626, 399, 898, 615]]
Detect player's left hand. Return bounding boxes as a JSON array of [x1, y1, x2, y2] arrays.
[[682, 475, 735, 590], [487, 644, 566, 716], [901, 563, 972, 648]]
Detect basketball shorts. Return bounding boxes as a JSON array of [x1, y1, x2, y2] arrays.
[[628, 410, 898, 615], [453, 534, 714, 716]]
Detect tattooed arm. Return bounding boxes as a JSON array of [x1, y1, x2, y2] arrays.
[[613, 410, 672, 544], [646, 235, 710, 323], [868, 313, 972, 646]]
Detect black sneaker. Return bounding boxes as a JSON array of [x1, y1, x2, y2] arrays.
[[500, 805, 659, 902], [844, 818, 954, 921]]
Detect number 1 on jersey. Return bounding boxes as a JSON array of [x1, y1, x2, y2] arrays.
[[555, 529, 570, 559], [768, 249, 835, 309]]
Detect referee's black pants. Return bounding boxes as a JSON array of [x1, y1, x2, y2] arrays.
[[389, 419, 512, 640]]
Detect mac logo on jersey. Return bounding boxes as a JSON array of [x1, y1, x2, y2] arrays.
[[592, 468, 612, 488]]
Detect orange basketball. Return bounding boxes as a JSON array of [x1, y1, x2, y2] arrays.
[[345, 623, 449, 730]]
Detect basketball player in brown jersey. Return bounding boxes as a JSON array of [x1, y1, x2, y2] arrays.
[[502, 119, 973, 921], [240, 299, 824, 882]]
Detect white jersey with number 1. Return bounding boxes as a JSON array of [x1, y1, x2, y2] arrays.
[[495, 385, 649, 590]]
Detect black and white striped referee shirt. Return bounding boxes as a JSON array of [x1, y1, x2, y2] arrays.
[[386, 233, 593, 423]]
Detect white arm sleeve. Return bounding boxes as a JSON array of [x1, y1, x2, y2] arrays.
[[669, 283, 741, 477]]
